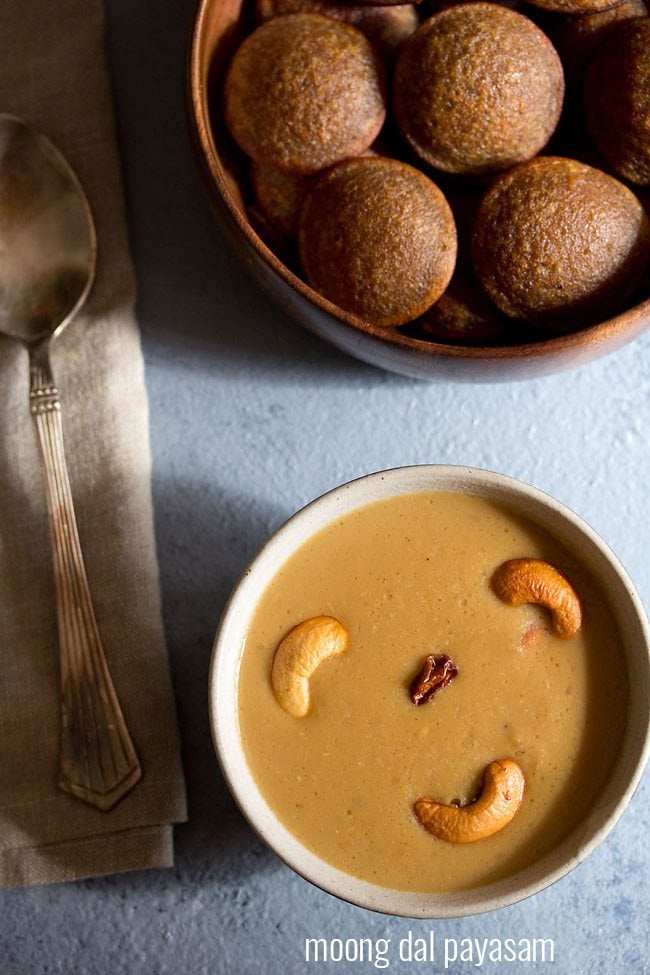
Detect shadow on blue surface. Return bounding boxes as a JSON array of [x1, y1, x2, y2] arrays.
[[153, 476, 289, 885]]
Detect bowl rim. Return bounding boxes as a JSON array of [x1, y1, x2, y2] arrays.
[[188, 0, 650, 364], [209, 464, 650, 918]]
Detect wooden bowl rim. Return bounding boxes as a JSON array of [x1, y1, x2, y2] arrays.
[[188, 0, 650, 363]]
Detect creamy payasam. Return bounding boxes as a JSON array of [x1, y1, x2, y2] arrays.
[[238, 492, 628, 892]]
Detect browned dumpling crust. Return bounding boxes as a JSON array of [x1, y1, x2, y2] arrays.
[[552, 0, 647, 82], [335, 0, 422, 5], [471, 157, 650, 324], [584, 18, 650, 186], [251, 163, 314, 238], [299, 157, 457, 327], [393, 4, 565, 175], [255, 0, 419, 58], [526, 0, 623, 14], [251, 151, 377, 238], [224, 14, 386, 175], [418, 268, 509, 345]]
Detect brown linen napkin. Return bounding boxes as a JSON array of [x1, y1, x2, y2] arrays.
[[0, 0, 187, 887]]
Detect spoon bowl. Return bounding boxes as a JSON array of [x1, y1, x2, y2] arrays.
[[0, 115, 96, 344]]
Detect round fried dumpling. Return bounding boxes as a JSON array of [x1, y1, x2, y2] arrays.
[[552, 0, 646, 82], [224, 14, 386, 175], [394, 4, 564, 175], [526, 0, 628, 15], [255, 0, 418, 58], [584, 18, 650, 186], [471, 157, 650, 324], [299, 157, 457, 327]]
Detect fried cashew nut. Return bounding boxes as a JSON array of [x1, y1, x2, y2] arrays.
[[491, 558, 582, 639], [414, 759, 525, 844], [271, 615, 349, 717]]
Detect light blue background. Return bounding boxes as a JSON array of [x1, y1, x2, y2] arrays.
[[2, 1, 649, 972]]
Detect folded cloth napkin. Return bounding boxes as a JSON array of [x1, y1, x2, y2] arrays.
[[0, 0, 187, 886]]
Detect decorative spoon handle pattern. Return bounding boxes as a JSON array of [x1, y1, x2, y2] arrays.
[[29, 344, 141, 812]]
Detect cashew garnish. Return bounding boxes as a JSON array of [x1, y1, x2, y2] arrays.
[[414, 759, 525, 844], [271, 616, 349, 717], [491, 558, 582, 639]]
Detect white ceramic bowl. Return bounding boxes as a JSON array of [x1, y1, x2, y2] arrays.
[[209, 466, 650, 917]]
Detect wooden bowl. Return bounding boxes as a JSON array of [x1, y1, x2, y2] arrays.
[[188, 0, 650, 381]]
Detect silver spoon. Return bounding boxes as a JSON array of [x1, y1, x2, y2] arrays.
[[0, 114, 141, 811]]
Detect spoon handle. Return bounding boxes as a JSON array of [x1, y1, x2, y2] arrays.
[[29, 345, 142, 812]]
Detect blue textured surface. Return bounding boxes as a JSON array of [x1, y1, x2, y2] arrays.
[[2, 1, 649, 972]]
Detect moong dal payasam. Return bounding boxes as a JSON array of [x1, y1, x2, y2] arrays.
[[238, 491, 628, 893]]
